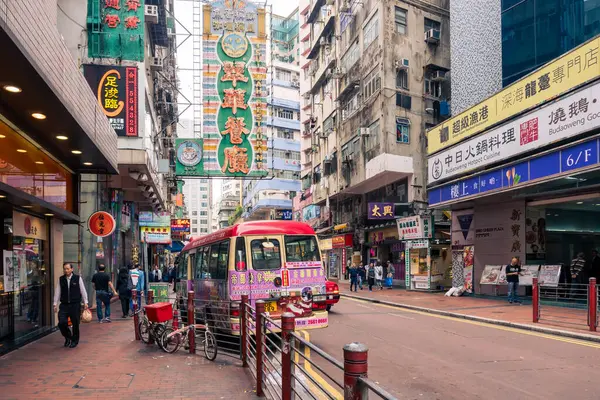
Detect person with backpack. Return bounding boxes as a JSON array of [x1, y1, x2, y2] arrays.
[[116, 267, 132, 318], [129, 264, 145, 313]]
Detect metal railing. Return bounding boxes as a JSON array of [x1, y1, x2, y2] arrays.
[[241, 295, 398, 400], [532, 277, 598, 332]]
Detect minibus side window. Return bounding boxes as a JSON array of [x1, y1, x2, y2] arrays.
[[235, 237, 247, 272]]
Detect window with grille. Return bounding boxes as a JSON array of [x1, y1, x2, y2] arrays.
[[396, 69, 408, 90], [396, 118, 410, 144], [363, 11, 379, 49], [395, 7, 407, 34], [363, 69, 381, 100]]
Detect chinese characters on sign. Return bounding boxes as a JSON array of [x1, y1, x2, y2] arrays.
[[83, 65, 139, 137], [141, 227, 171, 244], [88, 211, 117, 238], [427, 37, 600, 155], [396, 216, 433, 240], [367, 202, 395, 220], [428, 81, 600, 184], [170, 219, 191, 238], [210, 0, 259, 35]]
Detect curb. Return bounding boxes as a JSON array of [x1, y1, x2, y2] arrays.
[[341, 292, 600, 344]]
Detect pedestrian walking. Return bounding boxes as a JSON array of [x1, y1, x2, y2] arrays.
[[386, 261, 395, 289], [349, 265, 359, 292], [591, 249, 600, 280], [150, 264, 162, 283], [116, 267, 132, 318], [358, 263, 366, 290], [53, 263, 89, 348], [374, 262, 384, 290], [506, 256, 522, 304], [570, 252, 587, 300], [129, 264, 145, 313], [367, 262, 375, 291], [91, 264, 116, 323]]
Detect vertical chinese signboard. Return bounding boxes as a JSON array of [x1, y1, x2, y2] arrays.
[[84, 64, 139, 137], [87, 0, 145, 61], [198, 0, 269, 178]]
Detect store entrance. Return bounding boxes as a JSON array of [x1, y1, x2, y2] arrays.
[[527, 194, 600, 283]]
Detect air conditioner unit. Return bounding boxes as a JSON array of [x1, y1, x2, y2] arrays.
[[425, 28, 441, 44], [359, 127, 370, 137], [319, 37, 329, 46], [150, 57, 163, 70], [395, 58, 409, 69], [431, 70, 447, 81], [145, 5, 159, 24]]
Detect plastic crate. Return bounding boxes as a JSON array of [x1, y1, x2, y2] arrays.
[[144, 302, 173, 323]]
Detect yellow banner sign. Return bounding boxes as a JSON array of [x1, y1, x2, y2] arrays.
[[427, 37, 600, 155]]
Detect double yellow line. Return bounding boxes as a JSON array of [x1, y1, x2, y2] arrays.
[[295, 330, 343, 400]]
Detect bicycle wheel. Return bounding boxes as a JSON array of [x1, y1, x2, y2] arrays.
[[203, 330, 218, 361], [161, 328, 182, 354], [139, 321, 150, 343], [154, 324, 166, 345]]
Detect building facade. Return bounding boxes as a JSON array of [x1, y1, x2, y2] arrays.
[[182, 179, 211, 236], [296, 0, 450, 280], [241, 8, 302, 222], [0, 0, 119, 352]]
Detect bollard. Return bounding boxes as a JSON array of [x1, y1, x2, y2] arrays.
[[241, 294, 249, 368], [281, 312, 295, 400], [255, 300, 265, 397], [343, 342, 369, 400], [132, 289, 140, 340], [147, 289, 154, 305], [589, 278, 597, 332], [187, 291, 195, 354], [532, 277, 539, 323]]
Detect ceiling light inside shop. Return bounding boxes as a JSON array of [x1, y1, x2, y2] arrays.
[[56, 135, 68, 140], [83, 162, 92, 166], [35, 161, 43, 165], [554, 214, 559, 216], [576, 201, 584, 204], [22, 205, 32, 209], [0, 135, 5, 139], [31, 113, 46, 120], [17, 149, 27, 153], [0, 195, 6, 199], [44, 213, 53, 217], [71, 150, 82, 155], [3, 85, 21, 93]]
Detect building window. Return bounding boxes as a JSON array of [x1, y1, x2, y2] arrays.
[[341, 40, 360, 72], [395, 7, 407, 34], [342, 92, 360, 121], [424, 17, 440, 33], [273, 150, 301, 160], [200, 219, 208, 225], [363, 68, 381, 100], [365, 120, 380, 162], [396, 118, 410, 144], [192, 228, 198, 233], [200, 228, 208, 233], [363, 11, 379, 50], [200, 211, 208, 216], [323, 113, 336, 135], [202, 194, 208, 199], [201, 202, 208, 207], [276, 69, 292, 81], [424, 79, 442, 98], [192, 219, 198, 224], [192, 211, 198, 216], [277, 108, 294, 120], [200, 179, 208, 183], [200, 186, 207, 191], [396, 69, 408, 90]]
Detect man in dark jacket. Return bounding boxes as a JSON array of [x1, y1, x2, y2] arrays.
[[53, 263, 89, 348]]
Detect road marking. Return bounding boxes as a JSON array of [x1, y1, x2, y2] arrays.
[[387, 312, 415, 320], [346, 297, 600, 349], [299, 330, 343, 399]]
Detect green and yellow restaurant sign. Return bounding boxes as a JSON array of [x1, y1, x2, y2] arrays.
[[175, 0, 268, 178], [87, 0, 145, 61]]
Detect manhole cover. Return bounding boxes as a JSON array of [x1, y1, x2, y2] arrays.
[[73, 373, 135, 389]]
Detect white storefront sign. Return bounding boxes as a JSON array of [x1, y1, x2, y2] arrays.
[[428, 82, 600, 184], [13, 211, 47, 241]]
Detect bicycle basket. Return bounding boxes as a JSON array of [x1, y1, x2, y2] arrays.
[[144, 302, 173, 323]]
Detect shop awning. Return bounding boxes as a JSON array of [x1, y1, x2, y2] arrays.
[[166, 241, 184, 253]]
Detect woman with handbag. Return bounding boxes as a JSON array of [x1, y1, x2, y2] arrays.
[[116, 267, 133, 318]]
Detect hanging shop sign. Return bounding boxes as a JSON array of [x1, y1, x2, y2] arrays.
[[407, 240, 429, 249], [139, 212, 170, 227], [83, 64, 138, 137], [13, 211, 47, 241], [170, 219, 191, 237], [200, 1, 268, 178], [368, 227, 399, 245], [367, 202, 395, 220], [273, 209, 293, 221], [429, 136, 600, 206], [87, 211, 116, 238], [397, 216, 433, 240], [427, 37, 600, 155], [175, 139, 204, 176], [87, 0, 145, 61], [332, 234, 353, 249], [141, 226, 172, 244], [428, 81, 600, 184], [319, 238, 332, 251]]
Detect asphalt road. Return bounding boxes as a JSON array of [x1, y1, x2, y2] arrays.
[[302, 297, 600, 400]]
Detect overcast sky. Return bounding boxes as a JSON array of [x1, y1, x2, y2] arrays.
[[175, 1, 299, 202]]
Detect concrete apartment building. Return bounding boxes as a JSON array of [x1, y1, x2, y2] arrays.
[[241, 8, 302, 222], [297, 0, 450, 278]]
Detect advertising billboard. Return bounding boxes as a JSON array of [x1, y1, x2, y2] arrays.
[[427, 37, 600, 155], [194, 0, 268, 178], [83, 64, 138, 137]]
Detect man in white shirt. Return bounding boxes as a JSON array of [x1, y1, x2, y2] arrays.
[[53, 263, 89, 348]]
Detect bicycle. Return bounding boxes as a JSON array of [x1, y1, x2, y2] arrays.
[[161, 322, 218, 361], [133, 306, 171, 352]]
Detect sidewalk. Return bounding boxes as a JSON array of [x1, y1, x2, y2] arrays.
[[338, 282, 600, 340], [0, 318, 258, 400]]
